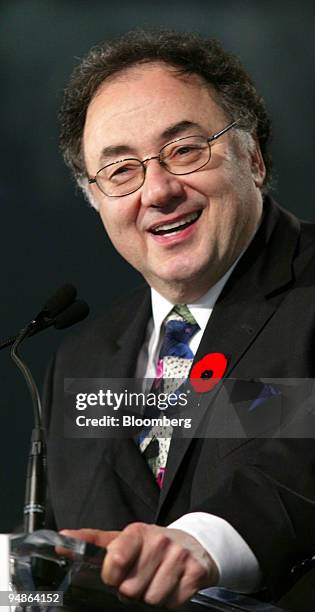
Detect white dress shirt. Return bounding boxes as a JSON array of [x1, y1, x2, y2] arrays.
[[136, 261, 262, 592]]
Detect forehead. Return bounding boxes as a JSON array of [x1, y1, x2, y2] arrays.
[[83, 63, 227, 165]]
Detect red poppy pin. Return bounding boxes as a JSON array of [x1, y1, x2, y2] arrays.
[[189, 352, 228, 393]]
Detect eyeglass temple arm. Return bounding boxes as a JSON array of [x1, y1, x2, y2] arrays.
[[208, 121, 238, 143]]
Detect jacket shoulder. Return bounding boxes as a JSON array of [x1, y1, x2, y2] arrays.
[[55, 284, 150, 357]]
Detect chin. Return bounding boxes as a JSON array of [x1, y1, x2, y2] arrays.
[[153, 265, 210, 291], [143, 254, 214, 293], [155, 267, 196, 284]]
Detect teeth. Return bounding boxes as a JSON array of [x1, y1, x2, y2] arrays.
[[152, 212, 199, 233]]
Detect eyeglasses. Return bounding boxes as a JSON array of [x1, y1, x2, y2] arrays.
[[88, 120, 238, 198]]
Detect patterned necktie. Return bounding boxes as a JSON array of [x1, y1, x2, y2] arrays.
[[140, 304, 199, 488]]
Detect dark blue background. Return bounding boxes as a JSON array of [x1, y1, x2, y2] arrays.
[[0, 0, 314, 531]]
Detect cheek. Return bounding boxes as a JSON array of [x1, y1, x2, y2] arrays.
[[99, 208, 114, 235], [197, 170, 250, 243], [188, 160, 235, 201], [99, 202, 129, 234], [99, 210, 127, 250], [99, 204, 145, 264], [208, 164, 253, 223]]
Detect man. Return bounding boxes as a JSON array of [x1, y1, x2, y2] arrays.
[[44, 30, 315, 609]]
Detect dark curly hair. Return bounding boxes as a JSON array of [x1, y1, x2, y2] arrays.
[[60, 29, 272, 190]]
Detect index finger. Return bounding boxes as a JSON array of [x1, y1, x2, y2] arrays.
[[60, 528, 120, 547]]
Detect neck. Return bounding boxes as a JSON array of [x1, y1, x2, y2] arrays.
[[148, 265, 231, 304]]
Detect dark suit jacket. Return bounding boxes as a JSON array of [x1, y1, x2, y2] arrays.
[[43, 197, 315, 599]]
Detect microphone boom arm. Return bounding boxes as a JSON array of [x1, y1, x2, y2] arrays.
[[11, 322, 46, 533], [11, 322, 42, 426]]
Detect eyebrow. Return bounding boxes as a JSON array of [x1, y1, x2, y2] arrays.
[[160, 120, 203, 140], [99, 144, 133, 164], [99, 120, 203, 164]]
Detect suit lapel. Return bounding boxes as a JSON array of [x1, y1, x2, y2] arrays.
[[104, 287, 151, 379], [101, 288, 161, 509], [157, 198, 301, 515]]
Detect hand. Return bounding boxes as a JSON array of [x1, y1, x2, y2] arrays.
[[61, 523, 219, 609]]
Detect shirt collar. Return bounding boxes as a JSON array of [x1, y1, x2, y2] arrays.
[[151, 256, 239, 339]]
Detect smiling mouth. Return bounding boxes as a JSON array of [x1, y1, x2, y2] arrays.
[[150, 211, 202, 236]]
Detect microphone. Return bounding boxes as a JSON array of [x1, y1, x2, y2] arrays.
[[8, 285, 89, 532], [38, 283, 77, 318], [54, 299, 90, 329], [0, 284, 86, 350]]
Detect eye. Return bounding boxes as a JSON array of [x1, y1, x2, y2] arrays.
[[111, 165, 130, 177], [165, 140, 206, 166], [107, 161, 140, 184], [175, 144, 200, 156]]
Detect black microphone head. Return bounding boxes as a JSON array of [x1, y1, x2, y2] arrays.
[[54, 300, 89, 330], [40, 284, 77, 319]]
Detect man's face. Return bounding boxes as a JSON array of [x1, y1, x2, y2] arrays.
[[83, 63, 265, 302]]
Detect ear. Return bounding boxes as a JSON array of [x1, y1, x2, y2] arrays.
[[250, 139, 266, 188]]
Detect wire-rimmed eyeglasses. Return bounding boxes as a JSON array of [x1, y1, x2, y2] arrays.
[[88, 120, 238, 198]]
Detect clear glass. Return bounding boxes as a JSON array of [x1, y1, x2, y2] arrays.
[[88, 121, 237, 197]]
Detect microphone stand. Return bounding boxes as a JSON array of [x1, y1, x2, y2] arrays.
[[11, 322, 46, 533], [3, 287, 92, 602]]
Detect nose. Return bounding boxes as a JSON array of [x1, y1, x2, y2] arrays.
[[140, 159, 185, 208]]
